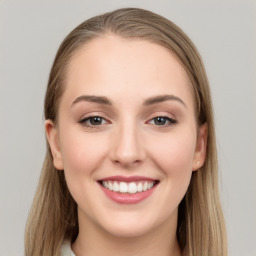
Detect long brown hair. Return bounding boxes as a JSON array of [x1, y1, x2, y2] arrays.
[[25, 8, 227, 256]]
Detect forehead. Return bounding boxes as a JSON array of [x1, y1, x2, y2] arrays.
[[62, 35, 194, 109]]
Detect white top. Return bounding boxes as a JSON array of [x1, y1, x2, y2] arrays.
[[60, 240, 76, 256]]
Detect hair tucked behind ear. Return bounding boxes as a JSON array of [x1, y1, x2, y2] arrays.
[[25, 8, 227, 256]]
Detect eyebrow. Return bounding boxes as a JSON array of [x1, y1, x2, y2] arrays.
[[71, 94, 186, 108], [143, 95, 186, 108], [71, 95, 112, 106]]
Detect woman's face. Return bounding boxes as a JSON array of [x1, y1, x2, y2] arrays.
[[46, 35, 207, 238]]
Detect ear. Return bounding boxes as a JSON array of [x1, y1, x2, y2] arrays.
[[192, 123, 207, 171], [45, 119, 64, 170]]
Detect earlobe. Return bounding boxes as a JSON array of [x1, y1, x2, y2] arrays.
[[45, 120, 64, 170], [192, 123, 208, 171]]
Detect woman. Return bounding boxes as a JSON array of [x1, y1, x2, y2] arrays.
[[25, 8, 227, 256]]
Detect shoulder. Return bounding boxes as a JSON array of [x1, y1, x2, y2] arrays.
[[60, 240, 76, 256]]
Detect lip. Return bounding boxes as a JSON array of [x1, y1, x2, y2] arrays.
[[98, 176, 159, 204], [100, 175, 156, 182]]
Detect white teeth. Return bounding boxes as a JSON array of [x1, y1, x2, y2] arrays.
[[102, 180, 156, 194], [113, 181, 119, 192], [137, 183, 143, 192], [119, 182, 128, 193], [109, 182, 113, 191], [128, 182, 137, 194], [147, 182, 153, 189], [103, 181, 108, 189]]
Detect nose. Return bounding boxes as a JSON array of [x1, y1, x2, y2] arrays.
[[109, 121, 146, 168]]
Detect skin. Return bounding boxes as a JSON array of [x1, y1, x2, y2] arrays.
[[46, 35, 207, 256]]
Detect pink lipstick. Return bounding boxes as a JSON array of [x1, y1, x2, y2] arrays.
[[98, 176, 159, 204]]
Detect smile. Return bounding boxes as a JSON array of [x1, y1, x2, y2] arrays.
[[98, 176, 159, 204], [101, 180, 157, 194]]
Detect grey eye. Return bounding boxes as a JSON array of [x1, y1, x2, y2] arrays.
[[88, 116, 104, 125], [79, 116, 107, 126], [153, 117, 168, 125], [150, 116, 176, 126]]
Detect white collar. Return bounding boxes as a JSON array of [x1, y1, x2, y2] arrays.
[[60, 240, 76, 256]]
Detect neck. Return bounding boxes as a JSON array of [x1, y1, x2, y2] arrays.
[[72, 210, 181, 256]]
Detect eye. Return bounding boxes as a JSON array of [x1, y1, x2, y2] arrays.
[[79, 116, 108, 127], [148, 116, 177, 126]]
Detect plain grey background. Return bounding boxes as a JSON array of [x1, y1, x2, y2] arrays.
[[0, 0, 255, 255]]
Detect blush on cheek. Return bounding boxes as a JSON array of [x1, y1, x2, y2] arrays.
[[149, 134, 195, 204], [153, 137, 195, 172], [61, 142, 100, 204], [62, 147, 98, 176], [60, 131, 110, 180]]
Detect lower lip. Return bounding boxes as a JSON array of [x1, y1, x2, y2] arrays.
[[99, 183, 158, 204]]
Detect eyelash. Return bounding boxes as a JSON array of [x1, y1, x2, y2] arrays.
[[79, 116, 108, 128], [147, 116, 177, 126], [78, 115, 177, 128]]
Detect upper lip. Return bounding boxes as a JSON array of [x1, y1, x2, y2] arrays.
[[99, 176, 158, 182]]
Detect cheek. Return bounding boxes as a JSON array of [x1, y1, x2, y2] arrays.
[[59, 129, 108, 178], [59, 129, 110, 212], [148, 129, 197, 188]]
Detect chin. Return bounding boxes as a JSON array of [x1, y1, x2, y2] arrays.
[[97, 212, 160, 238], [104, 223, 152, 238]]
